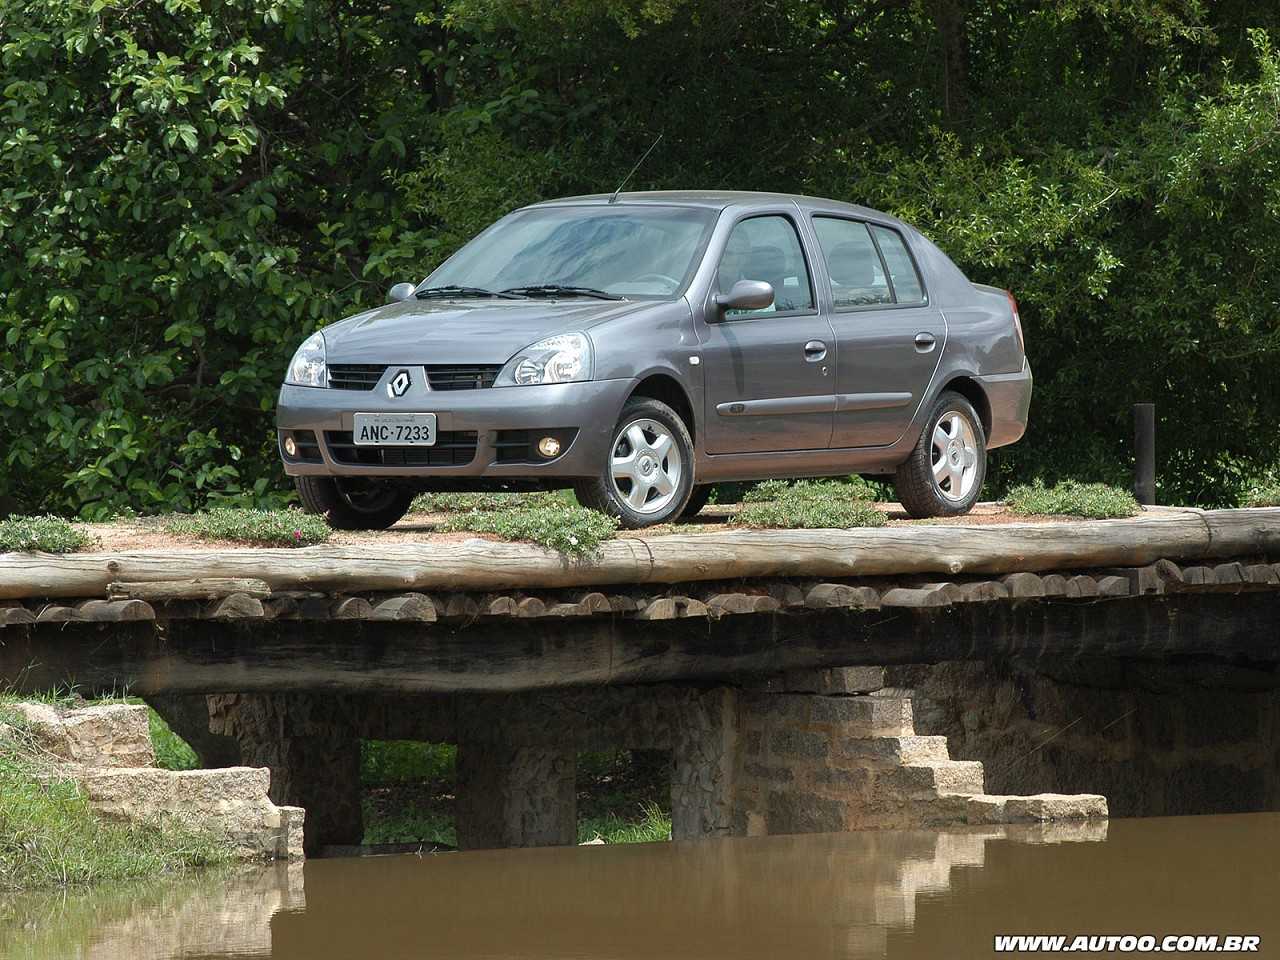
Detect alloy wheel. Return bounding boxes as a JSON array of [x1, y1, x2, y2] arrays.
[[930, 410, 980, 502], [610, 418, 684, 515]]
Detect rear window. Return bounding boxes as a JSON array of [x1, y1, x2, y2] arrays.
[[869, 225, 926, 304]]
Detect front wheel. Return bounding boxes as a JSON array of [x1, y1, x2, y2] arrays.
[[573, 397, 695, 528], [893, 391, 987, 518], [294, 476, 414, 530]]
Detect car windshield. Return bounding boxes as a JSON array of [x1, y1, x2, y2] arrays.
[[424, 205, 719, 300]]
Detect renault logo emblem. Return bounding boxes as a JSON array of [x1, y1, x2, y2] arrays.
[[388, 369, 412, 398]]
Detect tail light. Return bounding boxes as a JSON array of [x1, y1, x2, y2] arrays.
[[1006, 290, 1025, 354]]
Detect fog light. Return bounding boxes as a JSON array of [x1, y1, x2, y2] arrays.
[[537, 436, 562, 458], [284, 436, 298, 458]]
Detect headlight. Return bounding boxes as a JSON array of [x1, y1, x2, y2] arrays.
[[285, 332, 327, 387], [496, 333, 593, 386]]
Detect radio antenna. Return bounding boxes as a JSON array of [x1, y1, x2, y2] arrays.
[[608, 134, 663, 204]]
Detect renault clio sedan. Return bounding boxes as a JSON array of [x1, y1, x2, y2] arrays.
[[278, 191, 1031, 529]]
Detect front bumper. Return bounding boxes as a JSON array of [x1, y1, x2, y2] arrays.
[[276, 377, 634, 478]]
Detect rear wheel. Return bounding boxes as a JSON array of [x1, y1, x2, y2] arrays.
[[893, 391, 986, 518], [574, 397, 694, 528], [294, 476, 414, 530]]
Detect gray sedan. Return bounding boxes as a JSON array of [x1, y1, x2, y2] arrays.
[[277, 191, 1031, 529]]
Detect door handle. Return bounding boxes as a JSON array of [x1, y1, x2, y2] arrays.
[[804, 340, 828, 362], [914, 332, 937, 352]]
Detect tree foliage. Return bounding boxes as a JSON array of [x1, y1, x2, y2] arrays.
[[2, 0, 1278, 515]]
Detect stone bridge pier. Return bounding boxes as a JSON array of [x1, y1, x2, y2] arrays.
[[151, 667, 1103, 854]]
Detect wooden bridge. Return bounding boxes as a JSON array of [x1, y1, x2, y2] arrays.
[[2, 507, 1277, 853]]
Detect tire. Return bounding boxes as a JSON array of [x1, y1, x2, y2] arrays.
[[294, 476, 414, 530], [893, 390, 987, 518], [681, 484, 713, 519], [574, 397, 695, 528]]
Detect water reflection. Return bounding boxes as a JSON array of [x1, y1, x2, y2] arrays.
[[3, 815, 1278, 960]]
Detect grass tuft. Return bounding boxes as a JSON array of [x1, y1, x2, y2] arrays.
[[164, 508, 331, 547], [578, 801, 672, 845], [438, 504, 619, 556], [0, 704, 225, 890], [735, 478, 887, 529], [147, 708, 199, 772], [0, 516, 92, 554], [411, 490, 568, 513], [1006, 480, 1140, 519], [1241, 475, 1280, 508]]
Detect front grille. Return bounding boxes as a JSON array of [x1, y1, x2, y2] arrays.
[[327, 364, 384, 391], [324, 430, 477, 467], [425, 365, 502, 391]]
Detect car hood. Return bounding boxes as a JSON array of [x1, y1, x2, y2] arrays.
[[322, 298, 651, 365]]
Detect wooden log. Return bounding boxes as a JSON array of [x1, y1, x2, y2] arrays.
[[107, 578, 271, 601], [674, 597, 709, 618], [1002, 572, 1045, 599], [606, 595, 640, 614], [75, 599, 155, 622], [444, 594, 481, 619], [9, 509, 1279, 599], [1213, 562, 1245, 587], [1095, 576, 1131, 598], [1040, 574, 1069, 598], [544, 602, 590, 618], [35, 604, 83, 624], [880, 587, 952, 608], [913, 582, 968, 603], [804, 583, 880, 610], [262, 596, 299, 620], [1099, 565, 1163, 596], [1153, 559, 1185, 589], [331, 597, 374, 620], [514, 597, 546, 619], [1, 605, 36, 626], [767, 583, 806, 608], [637, 598, 678, 621], [372, 594, 437, 622], [575, 592, 612, 615], [205, 594, 266, 620], [484, 596, 518, 617], [706, 593, 780, 617], [953, 581, 1010, 603], [1246, 563, 1280, 586], [1065, 575, 1100, 599], [1182, 566, 1212, 587]]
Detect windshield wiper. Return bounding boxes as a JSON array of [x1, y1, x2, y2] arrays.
[[415, 285, 527, 300], [501, 284, 626, 301]]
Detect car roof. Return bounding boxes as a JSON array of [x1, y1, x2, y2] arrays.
[[522, 190, 903, 224]]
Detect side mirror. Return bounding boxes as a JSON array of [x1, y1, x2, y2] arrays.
[[387, 282, 417, 303], [712, 280, 774, 317]]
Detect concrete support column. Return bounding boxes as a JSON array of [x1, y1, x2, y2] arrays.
[[671, 688, 739, 840], [208, 693, 363, 853], [455, 742, 576, 850]]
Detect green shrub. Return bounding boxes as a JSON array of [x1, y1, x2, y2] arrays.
[[0, 710, 225, 890], [147, 709, 199, 772], [0, 516, 92, 554], [361, 741, 456, 786], [734, 479, 888, 529], [1006, 480, 1140, 519], [438, 505, 618, 556], [164, 509, 331, 547], [1243, 485, 1280, 507], [411, 491, 568, 514]]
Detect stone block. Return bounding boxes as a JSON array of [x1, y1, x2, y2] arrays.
[[768, 728, 830, 760], [742, 761, 794, 784], [880, 761, 985, 799], [766, 790, 850, 834], [750, 667, 886, 696], [837, 735, 950, 765], [1000, 793, 1109, 822], [11, 702, 155, 769]]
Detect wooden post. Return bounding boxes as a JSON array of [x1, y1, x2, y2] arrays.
[[1134, 403, 1156, 506]]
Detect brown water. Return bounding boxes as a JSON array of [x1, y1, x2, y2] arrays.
[[2, 814, 1278, 960]]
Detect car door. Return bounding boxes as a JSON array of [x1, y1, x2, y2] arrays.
[[697, 212, 837, 455], [810, 216, 945, 448]]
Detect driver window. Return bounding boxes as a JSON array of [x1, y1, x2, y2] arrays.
[[716, 216, 814, 316]]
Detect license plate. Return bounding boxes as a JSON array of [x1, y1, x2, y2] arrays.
[[353, 413, 437, 446]]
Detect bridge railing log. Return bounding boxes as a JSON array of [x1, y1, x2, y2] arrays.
[[1, 508, 1278, 601]]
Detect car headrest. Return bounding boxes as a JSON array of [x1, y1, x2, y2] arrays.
[[827, 241, 876, 287]]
